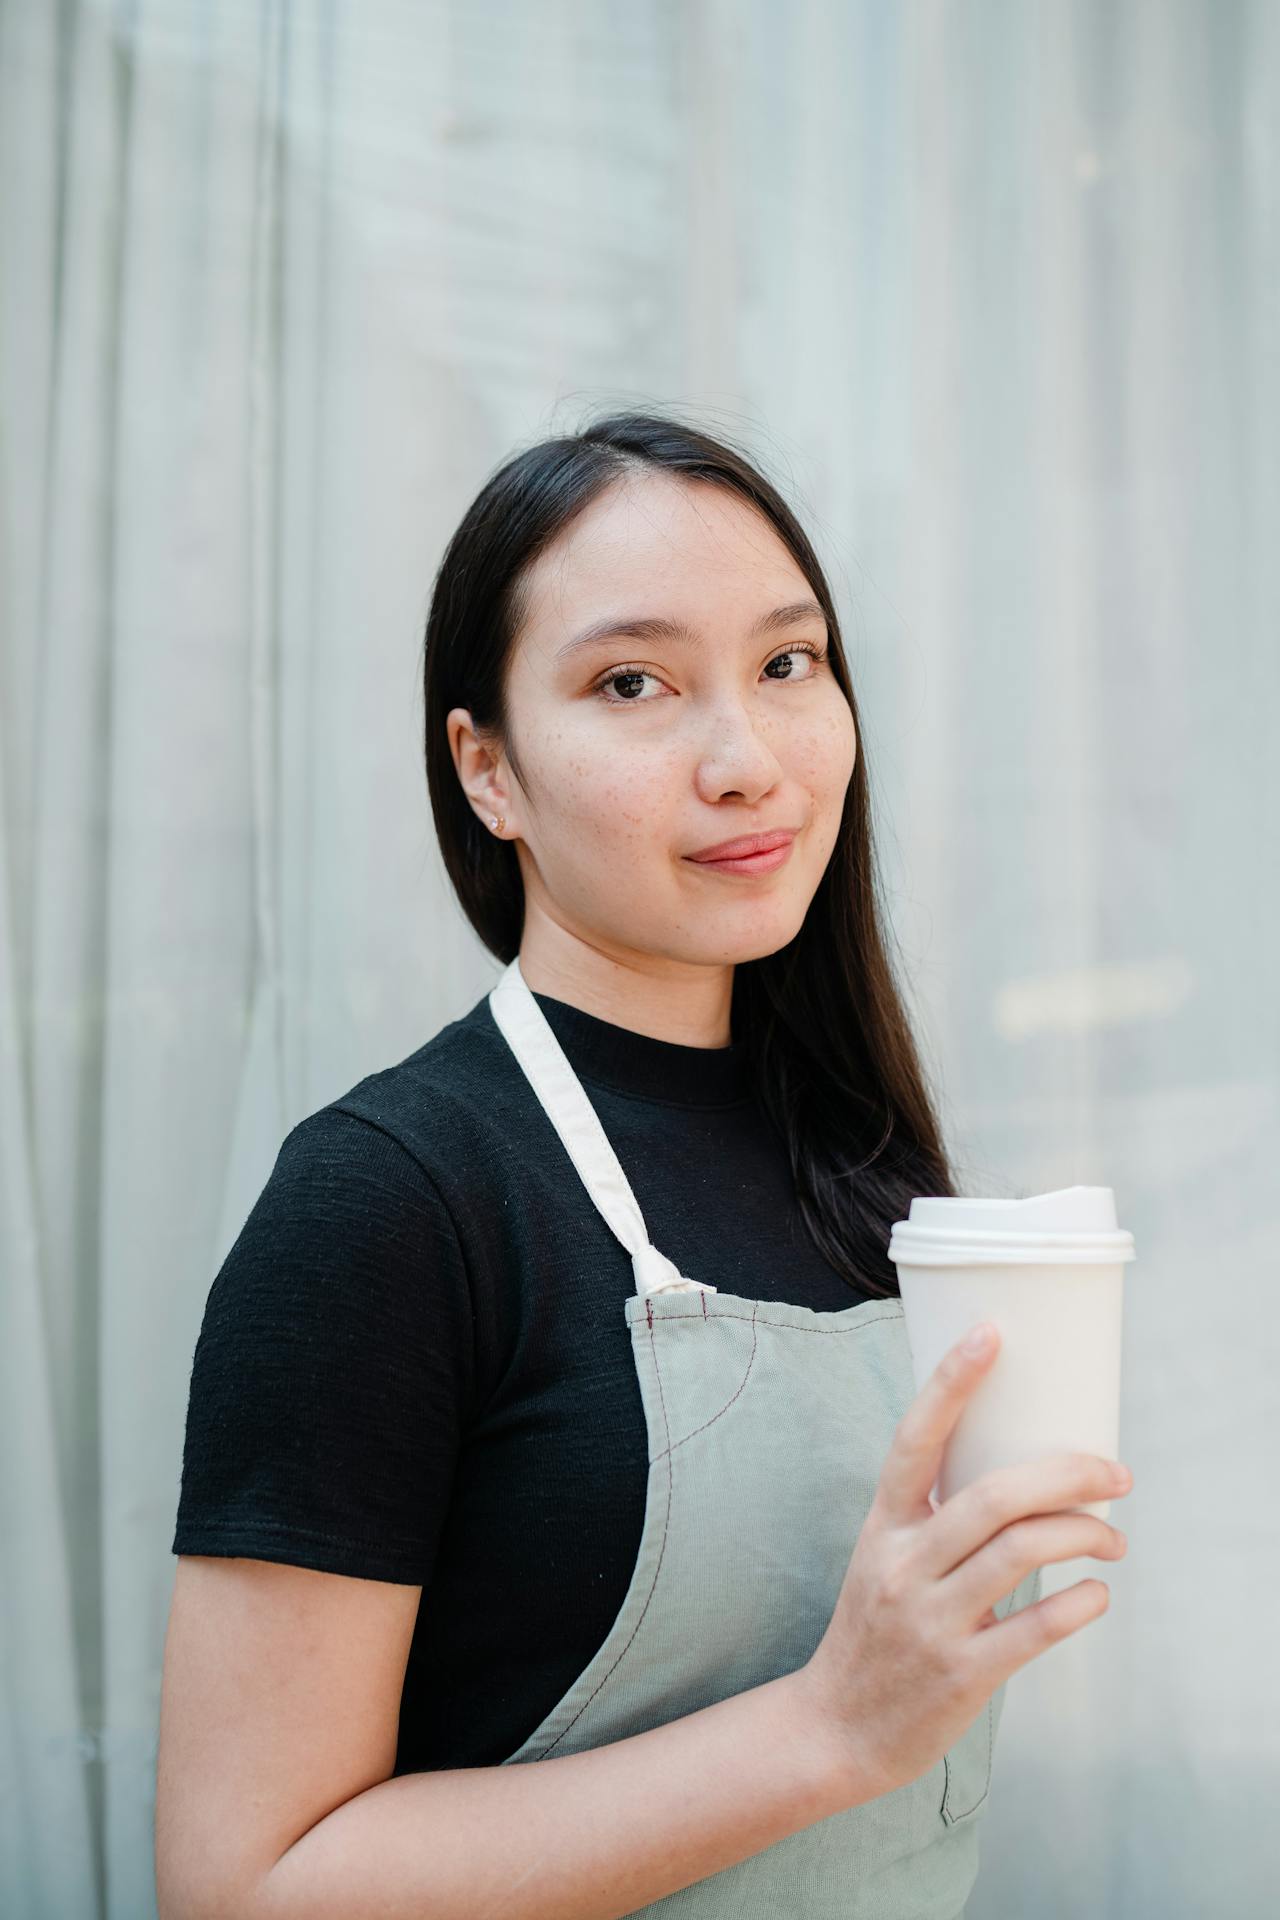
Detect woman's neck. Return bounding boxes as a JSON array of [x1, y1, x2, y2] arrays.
[[515, 925, 735, 1051]]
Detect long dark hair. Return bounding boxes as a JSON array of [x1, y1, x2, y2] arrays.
[[422, 408, 956, 1299]]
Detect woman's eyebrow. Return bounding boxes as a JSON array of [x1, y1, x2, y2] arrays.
[[554, 599, 826, 663]]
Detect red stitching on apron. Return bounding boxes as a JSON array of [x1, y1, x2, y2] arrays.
[[655, 1300, 759, 1462], [532, 1289, 676, 1759], [645, 1304, 903, 1337], [529, 1306, 902, 1759]]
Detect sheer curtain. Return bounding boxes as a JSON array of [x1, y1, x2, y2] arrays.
[[1, 3, 1274, 1915]]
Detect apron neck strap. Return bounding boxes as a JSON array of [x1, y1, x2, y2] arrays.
[[487, 957, 716, 1300]]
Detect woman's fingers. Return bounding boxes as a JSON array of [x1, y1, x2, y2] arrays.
[[940, 1509, 1126, 1632], [913, 1452, 1131, 1584], [872, 1324, 1001, 1522], [962, 1574, 1115, 1694]]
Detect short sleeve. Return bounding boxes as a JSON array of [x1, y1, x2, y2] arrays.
[[171, 1106, 475, 1585]]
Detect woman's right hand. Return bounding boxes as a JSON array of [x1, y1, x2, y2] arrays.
[[795, 1322, 1134, 1804]]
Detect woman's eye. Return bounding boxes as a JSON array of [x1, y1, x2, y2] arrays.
[[762, 643, 825, 683], [592, 643, 826, 705], [596, 667, 661, 703]]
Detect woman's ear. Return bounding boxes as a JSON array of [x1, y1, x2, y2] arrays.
[[446, 707, 512, 830]]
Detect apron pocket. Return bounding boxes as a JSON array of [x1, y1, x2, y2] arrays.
[[939, 1563, 1043, 1827], [940, 1697, 994, 1825]]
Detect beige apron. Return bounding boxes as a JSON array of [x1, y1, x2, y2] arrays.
[[488, 957, 1039, 1918]]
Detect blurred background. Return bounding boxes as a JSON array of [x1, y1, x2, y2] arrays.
[[2, 2, 1276, 1915]]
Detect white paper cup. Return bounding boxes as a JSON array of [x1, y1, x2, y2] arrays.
[[888, 1186, 1135, 1519]]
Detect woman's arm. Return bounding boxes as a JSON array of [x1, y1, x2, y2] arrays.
[[255, 1664, 859, 1920], [155, 1555, 867, 1920]]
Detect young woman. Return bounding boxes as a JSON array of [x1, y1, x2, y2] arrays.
[[157, 410, 1132, 1920]]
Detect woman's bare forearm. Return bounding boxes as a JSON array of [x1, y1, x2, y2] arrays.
[[253, 1667, 869, 1920]]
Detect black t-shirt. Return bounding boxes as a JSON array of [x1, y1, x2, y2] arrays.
[[171, 982, 876, 1774]]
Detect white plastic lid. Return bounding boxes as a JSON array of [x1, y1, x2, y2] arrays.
[[888, 1185, 1136, 1266]]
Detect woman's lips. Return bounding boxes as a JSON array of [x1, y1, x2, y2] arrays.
[[684, 833, 796, 876]]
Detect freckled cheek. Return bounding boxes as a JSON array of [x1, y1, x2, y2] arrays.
[[787, 710, 857, 794], [550, 759, 668, 847]]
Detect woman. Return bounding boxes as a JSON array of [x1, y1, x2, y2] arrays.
[[158, 410, 1131, 1920]]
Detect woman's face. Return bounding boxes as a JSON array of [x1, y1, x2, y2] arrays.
[[460, 471, 857, 970]]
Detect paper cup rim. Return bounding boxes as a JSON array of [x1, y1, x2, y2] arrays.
[[888, 1224, 1136, 1266]]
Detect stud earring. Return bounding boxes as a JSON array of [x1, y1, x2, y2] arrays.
[[489, 815, 505, 834]]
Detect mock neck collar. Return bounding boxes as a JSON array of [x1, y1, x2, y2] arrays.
[[526, 990, 752, 1109]]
